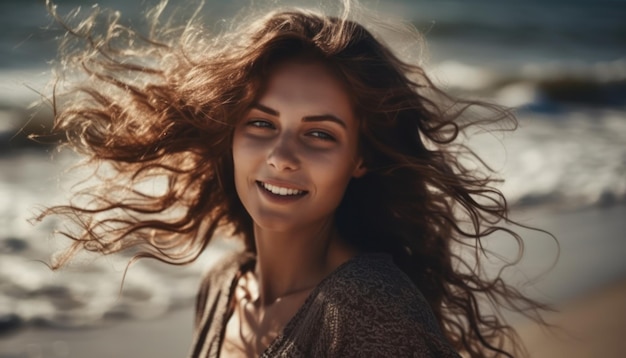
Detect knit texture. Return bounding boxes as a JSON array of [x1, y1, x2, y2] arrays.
[[190, 252, 460, 358]]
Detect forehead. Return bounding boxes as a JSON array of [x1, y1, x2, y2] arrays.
[[260, 62, 353, 113]]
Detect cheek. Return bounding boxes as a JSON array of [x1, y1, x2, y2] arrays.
[[309, 152, 358, 192], [232, 136, 253, 193], [232, 132, 269, 164], [232, 133, 257, 166]]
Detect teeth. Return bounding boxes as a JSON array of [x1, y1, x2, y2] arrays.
[[261, 182, 304, 196]]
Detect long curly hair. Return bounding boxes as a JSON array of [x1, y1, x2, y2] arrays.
[[40, 1, 553, 356]]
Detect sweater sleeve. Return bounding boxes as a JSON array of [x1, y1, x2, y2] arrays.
[[190, 251, 254, 358]]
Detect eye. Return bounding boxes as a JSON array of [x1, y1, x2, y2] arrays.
[[246, 119, 275, 129], [307, 130, 336, 142]]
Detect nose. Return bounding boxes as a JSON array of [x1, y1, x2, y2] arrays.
[[266, 133, 300, 171]]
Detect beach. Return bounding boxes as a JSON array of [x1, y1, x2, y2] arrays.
[[3, 282, 626, 357], [4, 282, 626, 358], [0, 309, 193, 357], [516, 280, 626, 358], [1, 0, 625, 357], [2, 204, 625, 357]]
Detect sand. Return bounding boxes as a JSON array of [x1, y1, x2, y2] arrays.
[[514, 280, 626, 358], [0, 309, 194, 357]]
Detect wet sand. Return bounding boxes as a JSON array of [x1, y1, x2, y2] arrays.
[[0, 309, 194, 357]]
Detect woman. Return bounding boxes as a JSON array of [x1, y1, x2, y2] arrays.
[[42, 1, 550, 357]]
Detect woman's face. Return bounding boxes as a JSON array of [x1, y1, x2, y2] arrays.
[[232, 61, 366, 233]]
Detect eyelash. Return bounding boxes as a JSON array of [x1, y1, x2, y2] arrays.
[[308, 131, 336, 142], [247, 119, 274, 129], [245, 119, 337, 142]]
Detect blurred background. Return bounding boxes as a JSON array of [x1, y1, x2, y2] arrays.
[[0, 0, 625, 357]]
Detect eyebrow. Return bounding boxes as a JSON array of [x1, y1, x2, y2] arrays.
[[252, 103, 347, 129]]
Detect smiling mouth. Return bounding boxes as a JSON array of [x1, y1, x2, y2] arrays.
[[256, 181, 308, 197]]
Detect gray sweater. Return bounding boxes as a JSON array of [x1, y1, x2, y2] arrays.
[[190, 252, 460, 357]]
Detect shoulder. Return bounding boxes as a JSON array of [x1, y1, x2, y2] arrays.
[[191, 250, 255, 357], [325, 253, 440, 329], [314, 253, 460, 357], [194, 250, 253, 324], [197, 250, 251, 290]]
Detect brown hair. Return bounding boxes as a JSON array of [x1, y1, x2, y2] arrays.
[[40, 1, 553, 356]]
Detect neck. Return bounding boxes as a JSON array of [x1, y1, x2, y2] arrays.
[[252, 219, 355, 306]]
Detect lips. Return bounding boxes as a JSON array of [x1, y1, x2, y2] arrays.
[[256, 180, 308, 197]]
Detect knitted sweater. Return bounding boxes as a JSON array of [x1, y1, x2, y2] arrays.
[[190, 252, 460, 358]]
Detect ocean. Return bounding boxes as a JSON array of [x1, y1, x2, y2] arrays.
[[0, 0, 625, 335]]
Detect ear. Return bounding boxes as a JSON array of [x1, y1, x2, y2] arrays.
[[352, 157, 367, 178]]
